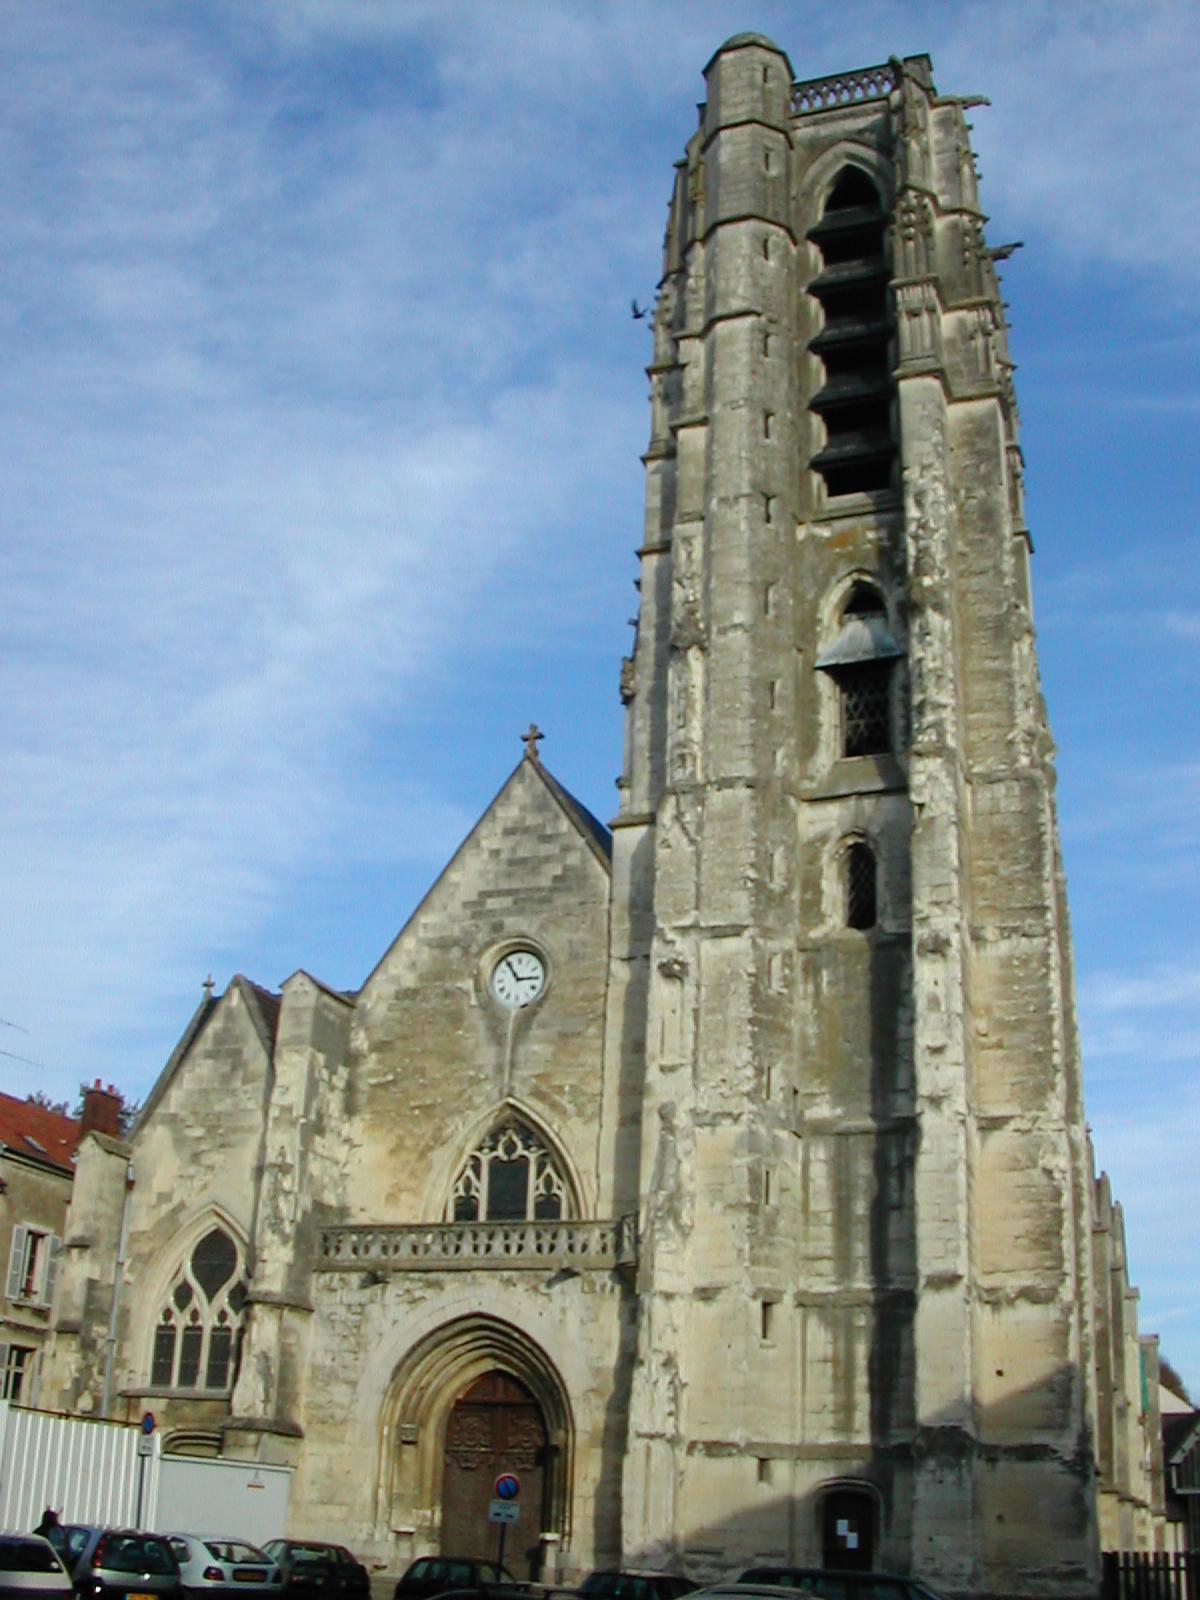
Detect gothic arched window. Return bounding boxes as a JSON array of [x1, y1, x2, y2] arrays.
[[150, 1226, 249, 1392], [449, 1120, 570, 1223]]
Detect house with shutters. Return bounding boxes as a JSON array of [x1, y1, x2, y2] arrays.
[[1, 1084, 123, 1405]]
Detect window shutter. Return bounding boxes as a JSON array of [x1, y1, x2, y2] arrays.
[[5, 1227, 27, 1301], [0, 1341, 10, 1400], [42, 1235, 62, 1307]]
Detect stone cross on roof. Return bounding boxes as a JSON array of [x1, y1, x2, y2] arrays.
[[521, 723, 544, 763]]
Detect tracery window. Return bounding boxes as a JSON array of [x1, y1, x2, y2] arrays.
[[449, 1120, 570, 1223], [150, 1226, 249, 1392]]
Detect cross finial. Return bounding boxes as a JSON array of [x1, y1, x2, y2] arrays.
[[521, 723, 544, 763], [202, 974, 215, 999]]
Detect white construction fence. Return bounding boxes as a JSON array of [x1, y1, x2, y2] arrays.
[[0, 1403, 290, 1545]]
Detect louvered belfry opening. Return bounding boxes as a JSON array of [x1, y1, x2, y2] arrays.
[[808, 168, 896, 497]]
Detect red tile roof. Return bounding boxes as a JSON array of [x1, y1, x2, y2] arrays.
[[0, 1090, 81, 1175]]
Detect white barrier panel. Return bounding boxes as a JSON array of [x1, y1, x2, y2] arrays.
[[0, 1403, 155, 1531], [155, 1456, 291, 1545]]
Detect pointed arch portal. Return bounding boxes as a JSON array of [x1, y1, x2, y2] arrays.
[[379, 1316, 573, 1579]]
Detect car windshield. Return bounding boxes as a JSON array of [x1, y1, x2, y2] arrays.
[[100, 1537, 175, 1575], [584, 1577, 661, 1600], [0, 1542, 66, 1574], [61, 1529, 91, 1562], [289, 1547, 333, 1565], [408, 1563, 473, 1587], [204, 1543, 267, 1563]]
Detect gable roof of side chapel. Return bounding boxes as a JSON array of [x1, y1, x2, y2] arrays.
[[129, 756, 609, 1117]]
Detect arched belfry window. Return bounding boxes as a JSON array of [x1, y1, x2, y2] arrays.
[[449, 1120, 571, 1223], [150, 1226, 249, 1392], [807, 166, 897, 496], [816, 583, 901, 758]]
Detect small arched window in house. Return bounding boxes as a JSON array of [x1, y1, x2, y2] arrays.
[[816, 583, 902, 759], [150, 1226, 249, 1392], [845, 842, 878, 930], [450, 1120, 570, 1223]]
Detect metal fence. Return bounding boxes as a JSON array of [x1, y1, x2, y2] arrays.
[[0, 1402, 150, 1530], [0, 1401, 290, 1542], [1103, 1552, 1200, 1600]]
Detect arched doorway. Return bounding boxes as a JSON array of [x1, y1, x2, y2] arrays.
[[378, 1317, 573, 1579], [441, 1371, 546, 1574], [821, 1485, 876, 1570]]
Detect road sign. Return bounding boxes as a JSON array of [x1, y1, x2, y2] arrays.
[[494, 1473, 520, 1500], [137, 1411, 156, 1457], [488, 1501, 519, 1524]]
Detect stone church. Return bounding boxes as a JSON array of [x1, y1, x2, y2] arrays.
[[41, 36, 1165, 1599]]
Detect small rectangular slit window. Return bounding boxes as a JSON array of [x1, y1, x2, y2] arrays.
[[761, 1300, 777, 1341]]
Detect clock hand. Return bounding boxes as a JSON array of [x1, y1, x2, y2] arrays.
[[505, 958, 521, 982]]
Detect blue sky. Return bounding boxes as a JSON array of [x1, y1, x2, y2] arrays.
[[2, 1, 1197, 1388]]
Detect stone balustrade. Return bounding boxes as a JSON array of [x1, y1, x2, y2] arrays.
[[317, 1215, 637, 1273], [792, 62, 897, 115]]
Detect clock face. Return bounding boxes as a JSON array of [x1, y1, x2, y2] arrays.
[[490, 949, 546, 1009]]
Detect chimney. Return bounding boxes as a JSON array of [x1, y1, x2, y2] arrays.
[[81, 1079, 123, 1138]]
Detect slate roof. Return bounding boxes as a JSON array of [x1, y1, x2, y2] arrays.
[[1164, 1407, 1200, 1464], [533, 760, 613, 866], [0, 1090, 81, 1175], [241, 979, 282, 1042]]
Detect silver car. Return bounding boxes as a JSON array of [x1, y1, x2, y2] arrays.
[[0, 1537, 73, 1600], [161, 1539, 282, 1600]]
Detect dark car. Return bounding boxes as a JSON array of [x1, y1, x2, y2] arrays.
[[581, 1575, 696, 1600], [736, 1571, 948, 1600], [52, 1527, 181, 1600], [261, 1544, 368, 1600], [393, 1560, 519, 1600], [0, 1536, 74, 1600]]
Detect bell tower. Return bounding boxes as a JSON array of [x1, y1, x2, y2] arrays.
[[605, 35, 1100, 1597]]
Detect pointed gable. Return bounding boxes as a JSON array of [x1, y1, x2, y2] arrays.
[[361, 755, 610, 1000], [346, 755, 613, 1224]]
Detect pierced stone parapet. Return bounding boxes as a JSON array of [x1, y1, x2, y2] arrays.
[[792, 63, 897, 115], [316, 1216, 638, 1273]]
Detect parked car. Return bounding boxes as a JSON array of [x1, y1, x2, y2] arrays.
[[413, 1589, 529, 1600], [0, 1535, 74, 1600], [581, 1575, 696, 1600], [393, 1559, 520, 1600], [160, 1537, 282, 1600], [260, 1544, 368, 1600], [736, 1571, 949, 1600], [51, 1527, 181, 1600]]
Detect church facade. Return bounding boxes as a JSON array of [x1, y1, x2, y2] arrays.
[[42, 37, 1163, 1598]]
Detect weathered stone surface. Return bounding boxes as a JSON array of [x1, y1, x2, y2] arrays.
[[38, 36, 1166, 1599]]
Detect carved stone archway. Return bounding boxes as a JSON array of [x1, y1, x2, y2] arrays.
[[377, 1316, 573, 1568]]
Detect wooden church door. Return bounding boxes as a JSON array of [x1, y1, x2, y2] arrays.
[[440, 1371, 547, 1576]]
